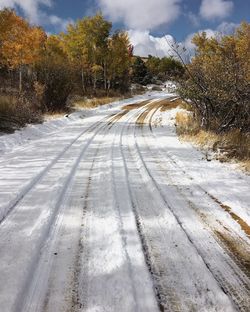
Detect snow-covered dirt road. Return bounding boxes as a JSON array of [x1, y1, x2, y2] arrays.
[[0, 93, 249, 312]]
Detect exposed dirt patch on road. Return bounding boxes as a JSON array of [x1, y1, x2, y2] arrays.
[[215, 230, 250, 279], [136, 101, 162, 126], [159, 98, 183, 111], [108, 110, 128, 126], [207, 192, 250, 239], [122, 100, 151, 111], [135, 98, 182, 127], [171, 186, 250, 281]]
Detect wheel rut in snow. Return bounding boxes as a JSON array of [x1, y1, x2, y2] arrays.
[[74, 109, 159, 312], [147, 104, 250, 281], [15, 120, 112, 312], [0, 115, 110, 225], [119, 109, 234, 311], [142, 104, 250, 310]]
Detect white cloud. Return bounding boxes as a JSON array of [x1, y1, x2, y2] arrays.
[[200, 0, 234, 20], [45, 14, 73, 31], [97, 0, 182, 30], [128, 30, 176, 57], [0, 0, 51, 23], [183, 21, 238, 53], [184, 29, 216, 51], [0, 0, 71, 30], [187, 12, 200, 27], [217, 21, 238, 34]]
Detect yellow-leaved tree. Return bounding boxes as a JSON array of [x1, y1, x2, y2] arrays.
[[0, 9, 46, 92], [62, 13, 112, 92], [107, 31, 132, 92], [179, 22, 250, 132]]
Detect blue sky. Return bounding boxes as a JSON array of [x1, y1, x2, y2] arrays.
[[0, 0, 249, 57]]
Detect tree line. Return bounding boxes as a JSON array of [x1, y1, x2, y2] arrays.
[[131, 55, 184, 86], [0, 8, 184, 129], [0, 9, 133, 114]]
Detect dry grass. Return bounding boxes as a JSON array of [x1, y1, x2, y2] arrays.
[[43, 111, 66, 120], [175, 111, 200, 135], [160, 98, 189, 112], [0, 95, 42, 133], [175, 111, 250, 172], [73, 96, 121, 109], [241, 160, 250, 172]]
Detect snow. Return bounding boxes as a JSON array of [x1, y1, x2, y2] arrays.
[[0, 93, 153, 155], [153, 107, 250, 226], [0, 90, 249, 312]]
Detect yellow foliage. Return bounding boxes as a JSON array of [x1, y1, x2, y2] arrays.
[[0, 9, 46, 69]]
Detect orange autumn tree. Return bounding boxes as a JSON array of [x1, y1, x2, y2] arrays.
[[0, 9, 46, 92]]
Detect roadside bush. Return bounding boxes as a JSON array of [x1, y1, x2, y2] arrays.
[[35, 34, 74, 112], [178, 22, 250, 133], [175, 111, 199, 136], [37, 63, 74, 112], [0, 94, 42, 132], [175, 110, 250, 169]]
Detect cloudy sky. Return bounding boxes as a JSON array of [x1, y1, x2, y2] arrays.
[[0, 0, 248, 57]]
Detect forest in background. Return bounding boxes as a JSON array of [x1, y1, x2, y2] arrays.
[[0, 10, 132, 132], [0, 9, 183, 132]]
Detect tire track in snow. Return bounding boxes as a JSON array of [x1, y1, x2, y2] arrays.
[[0, 113, 121, 312], [22, 125, 112, 312], [120, 105, 236, 311], [113, 108, 160, 311], [138, 104, 250, 311], [77, 106, 159, 312], [31, 116, 124, 312], [42, 121, 113, 312], [70, 117, 134, 312], [147, 105, 250, 280], [0, 115, 109, 225], [21, 120, 112, 312], [119, 118, 165, 312], [148, 104, 250, 234]]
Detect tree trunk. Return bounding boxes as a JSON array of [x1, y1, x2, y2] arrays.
[[107, 79, 111, 95], [81, 68, 86, 94], [104, 62, 107, 90], [93, 71, 97, 94], [19, 66, 22, 93]]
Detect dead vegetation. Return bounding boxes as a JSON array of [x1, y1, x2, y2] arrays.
[[178, 23, 250, 133], [73, 96, 121, 109], [175, 111, 250, 172], [0, 94, 42, 133], [159, 98, 188, 111]]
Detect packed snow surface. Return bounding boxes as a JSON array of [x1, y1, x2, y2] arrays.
[[0, 90, 249, 312]]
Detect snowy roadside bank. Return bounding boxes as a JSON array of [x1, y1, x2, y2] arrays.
[[0, 91, 169, 156], [152, 106, 250, 224]]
